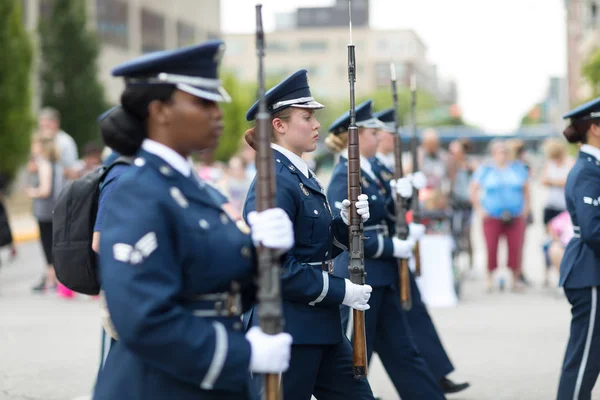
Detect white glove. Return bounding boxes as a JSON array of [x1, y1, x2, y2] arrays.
[[409, 172, 427, 190], [392, 237, 415, 259], [389, 177, 413, 199], [408, 223, 426, 241], [247, 208, 294, 254], [342, 279, 372, 311], [340, 194, 370, 225], [246, 327, 293, 374]]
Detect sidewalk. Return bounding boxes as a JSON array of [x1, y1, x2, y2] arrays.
[[9, 213, 40, 243]]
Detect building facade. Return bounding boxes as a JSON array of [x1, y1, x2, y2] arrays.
[[21, 0, 221, 104], [565, 0, 600, 105], [223, 27, 455, 104]]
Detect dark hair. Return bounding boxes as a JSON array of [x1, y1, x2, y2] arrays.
[[100, 84, 176, 156], [83, 142, 103, 156], [459, 138, 473, 153], [563, 118, 600, 144]]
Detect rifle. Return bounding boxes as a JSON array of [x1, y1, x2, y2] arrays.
[[255, 5, 284, 399], [390, 63, 411, 311], [410, 74, 422, 277], [346, 1, 368, 380]]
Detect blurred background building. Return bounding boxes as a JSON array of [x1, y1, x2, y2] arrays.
[[223, 0, 457, 106], [565, 0, 600, 106], [21, 0, 221, 104]]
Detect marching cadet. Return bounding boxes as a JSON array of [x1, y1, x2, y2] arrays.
[[325, 100, 446, 400], [372, 108, 470, 394], [243, 69, 375, 400], [557, 97, 600, 400], [95, 41, 295, 400]]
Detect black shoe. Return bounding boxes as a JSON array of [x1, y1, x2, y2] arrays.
[[31, 280, 46, 293], [440, 377, 470, 394], [519, 273, 532, 286]]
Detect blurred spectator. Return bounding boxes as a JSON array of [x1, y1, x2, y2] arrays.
[[547, 210, 573, 282], [195, 151, 226, 191], [0, 172, 17, 262], [541, 138, 573, 224], [540, 138, 574, 286], [448, 139, 476, 268], [506, 139, 533, 286], [74, 142, 103, 177], [26, 135, 65, 293], [240, 139, 256, 179], [38, 107, 79, 180], [470, 140, 529, 292], [224, 156, 252, 214], [420, 129, 451, 195]]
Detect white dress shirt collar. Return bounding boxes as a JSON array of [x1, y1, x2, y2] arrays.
[[580, 144, 600, 162], [271, 143, 309, 178], [142, 139, 192, 177]]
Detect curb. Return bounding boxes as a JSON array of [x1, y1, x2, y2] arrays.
[[13, 229, 40, 244]]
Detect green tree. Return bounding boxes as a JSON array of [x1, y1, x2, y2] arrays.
[[583, 48, 600, 98], [214, 72, 256, 162], [0, 1, 34, 184], [38, 0, 108, 151]]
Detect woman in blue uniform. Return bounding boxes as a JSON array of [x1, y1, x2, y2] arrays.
[[325, 100, 446, 400], [557, 97, 600, 400], [243, 69, 375, 400], [95, 41, 295, 400]]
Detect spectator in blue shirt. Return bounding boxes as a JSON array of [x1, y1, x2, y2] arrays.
[[470, 140, 530, 292]]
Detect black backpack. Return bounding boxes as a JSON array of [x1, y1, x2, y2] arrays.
[[52, 157, 132, 295]]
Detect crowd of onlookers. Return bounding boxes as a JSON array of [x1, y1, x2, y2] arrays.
[[0, 108, 578, 297]]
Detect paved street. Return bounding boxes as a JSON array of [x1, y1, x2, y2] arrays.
[[0, 192, 598, 399]]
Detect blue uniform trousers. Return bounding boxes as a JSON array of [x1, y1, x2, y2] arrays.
[[406, 272, 455, 380], [270, 338, 374, 400], [558, 287, 600, 400], [342, 286, 446, 400]]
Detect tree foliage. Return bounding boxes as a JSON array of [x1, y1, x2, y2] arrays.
[[583, 48, 600, 98], [38, 0, 108, 151], [0, 1, 34, 184], [213, 72, 256, 162]]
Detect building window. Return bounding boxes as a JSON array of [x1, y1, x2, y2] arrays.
[[377, 39, 387, 51], [266, 41, 289, 53], [177, 21, 195, 47], [316, 10, 329, 23], [96, 0, 129, 49], [141, 8, 165, 53], [298, 40, 328, 52]]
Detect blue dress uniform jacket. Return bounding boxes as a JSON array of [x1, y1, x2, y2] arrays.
[[327, 156, 398, 288], [559, 150, 600, 289], [370, 156, 455, 380], [557, 147, 600, 400], [328, 155, 446, 400], [95, 149, 256, 400], [243, 150, 348, 345]]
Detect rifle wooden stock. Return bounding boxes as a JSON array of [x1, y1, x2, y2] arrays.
[[390, 63, 412, 310], [399, 258, 411, 310], [347, 37, 368, 379], [409, 75, 422, 277], [255, 5, 283, 399]]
